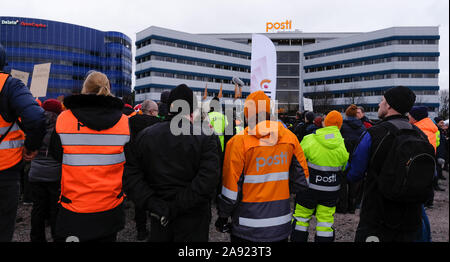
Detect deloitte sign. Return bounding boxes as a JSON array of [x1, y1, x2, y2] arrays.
[[1, 19, 47, 28], [1, 19, 19, 25]]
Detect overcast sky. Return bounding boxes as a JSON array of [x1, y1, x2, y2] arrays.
[[1, 0, 448, 90]]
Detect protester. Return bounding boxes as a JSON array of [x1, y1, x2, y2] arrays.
[[337, 104, 366, 214], [49, 71, 130, 242], [356, 106, 373, 129], [0, 44, 46, 242], [123, 84, 220, 242], [408, 106, 443, 199], [291, 110, 348, 242], [304, 111, 318, 135], [313, 116, 323, 129], [128, 99, 160, 241], [158, 91, 170, 120], [216, 91, 309, 242], [346, 86, 434, 242], [434, 117, 448, 180], [293, 111, 306, 143], [28, 99, 63, 242], [208, 96, 228, 152]]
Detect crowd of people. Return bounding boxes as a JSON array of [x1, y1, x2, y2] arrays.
[[1, 43, 449, 242]]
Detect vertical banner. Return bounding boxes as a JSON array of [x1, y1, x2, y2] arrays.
[[10, 69, 30, 87], [30, 63, 51, 98], [250, 34, 277, 100]]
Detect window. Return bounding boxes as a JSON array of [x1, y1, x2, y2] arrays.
[[277, 51, 299, 63], [277, 65, 299, 76]]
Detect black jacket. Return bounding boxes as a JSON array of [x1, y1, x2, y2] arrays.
[[359, 115, 423, 233], [340, 116, 366, 154], [128, 114, 160, 140], [49, 94, 127, 241], [123, 116, 220, 221]]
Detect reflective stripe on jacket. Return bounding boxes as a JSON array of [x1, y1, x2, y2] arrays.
[[218, 120, 309, 241], [0, 73, 25, 171], [55, 109, 130, 213]]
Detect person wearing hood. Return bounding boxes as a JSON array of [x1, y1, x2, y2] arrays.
[[408, 106, 443, 199], [336, 105, 366, 214], [28, 99, 63, 242], [49, 71, 130, 242], [216, 91, 309, 242], [291, 110, 349, 242]]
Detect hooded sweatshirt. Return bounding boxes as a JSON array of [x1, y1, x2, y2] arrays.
[[300, 126, 349, 191], [340, 116, 366, 154]]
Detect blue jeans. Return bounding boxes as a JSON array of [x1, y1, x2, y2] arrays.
[[416, 205, 431, 242]]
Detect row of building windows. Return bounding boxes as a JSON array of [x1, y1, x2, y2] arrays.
[[135, 87, 246, 99], [1, 41, 132, 61], [104, 36, 132, 50], [6, 56, 132, 74], [306, 89, 438, 99], [304, 73, 438, 87], [45, 73, 131, 86], [305, 39, 439, 60], [305, 56, 439, 73], [136, 70, 249, 86], [136, 54, 250, 73], [136, 38, 251, 60]]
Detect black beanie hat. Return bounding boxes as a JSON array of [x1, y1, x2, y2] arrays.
[[168, 84, 196, 115], [383, 86, 416, 114], [160, 91, 170, 104], [409, 106, 428, 121]]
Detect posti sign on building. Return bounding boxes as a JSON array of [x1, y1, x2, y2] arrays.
[[266, 20, 292, 32], [1, 19, 47, 28]]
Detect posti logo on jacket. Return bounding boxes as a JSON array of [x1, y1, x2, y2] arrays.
[[256, 152, 288, 171]]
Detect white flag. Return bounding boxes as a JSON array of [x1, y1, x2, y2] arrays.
[[250, 34, 277, 100]]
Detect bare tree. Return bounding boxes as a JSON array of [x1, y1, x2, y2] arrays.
[[308, 84, 334, 114], [439, 89, 449, 119], [344, 84, 367, 108]]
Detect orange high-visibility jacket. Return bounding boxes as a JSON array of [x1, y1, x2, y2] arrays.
[[218, 120, 309, 241], [0, 73, 25, 171], [414, 117, 439, 152], [55, 109, 130, 213]]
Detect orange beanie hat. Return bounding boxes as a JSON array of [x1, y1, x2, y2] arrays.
[[324, 110, 343, 129], [244, 91, 271, 119]]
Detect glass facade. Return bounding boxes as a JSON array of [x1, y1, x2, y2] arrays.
[[276, 51, 300, 113], [0, 16, 132, 99]]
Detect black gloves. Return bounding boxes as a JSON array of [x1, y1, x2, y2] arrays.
[[215, 217, 231, 233]]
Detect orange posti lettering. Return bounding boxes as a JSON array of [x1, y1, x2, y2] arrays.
[[266, 20, 292, 32]]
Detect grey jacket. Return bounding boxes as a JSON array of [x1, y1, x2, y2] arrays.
[[29, 111, 61, 182]]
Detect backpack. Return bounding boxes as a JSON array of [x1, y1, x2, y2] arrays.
[[370, 119, 435, 203]]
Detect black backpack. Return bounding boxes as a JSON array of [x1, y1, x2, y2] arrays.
[[370, 119, 435, 203]]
